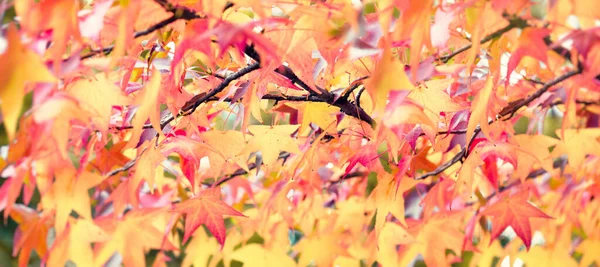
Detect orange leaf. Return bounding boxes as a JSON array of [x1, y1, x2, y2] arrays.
[[481, 189, 552, 250], [95, 208, 178, 266], [506, 28, 550, 86], [125, 68, 164, 149], [467, 76, 494, 140], [9, 205, 52, 267], [174, 187, 246, 247], [0, 25, 56, 140], [68, 74, 130, 133]]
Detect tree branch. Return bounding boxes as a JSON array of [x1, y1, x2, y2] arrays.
[[81, 1, 201, 59], [438, 15, 528, 63], [415, 68, 580, 180], [160, 62, 261, 128]]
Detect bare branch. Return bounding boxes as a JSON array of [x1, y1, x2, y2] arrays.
[[415, 68, 580, 180], [438, 16, 528, 63], [81, 1, 201, 59]]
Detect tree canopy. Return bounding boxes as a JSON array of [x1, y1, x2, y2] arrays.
[[0, 0, 599, 266]]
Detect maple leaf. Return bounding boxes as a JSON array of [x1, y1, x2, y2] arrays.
[[399, 212, 465, 267], [161, 135, 214, 188], [199, 130, 252, 172], [467, 76, 494, 140], [377, 222, 414, 266], [481, 189, 552, 250], [577, 238, 600, 267], [181, 225, 221, 267], [0, 24, 56, 140], [365, 45, 415, 116], [295, 235, 349, 267], [367, 173, 419, 240], [409, 78, 464, 118], [133, 144, 165, 193], [67, 74, 130, 132], [15, 0, 81, 73], [9, 204, 52, 267], [245, 125, 300, 167], [95, 208, 178, 267], [173, 187, 246, 247], [51, 168, 105, 235], [506, 28, 551, 86], [512, 134, 558, 182], [552, 128, 600, 168], [46, 219, 109, 267], [300, 102, 338, 134], [232, 244, 296, 267], [125, 68, 164, 149]]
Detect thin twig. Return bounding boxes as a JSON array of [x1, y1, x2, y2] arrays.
[[81, 1, 201, 59], [498, 69, 581, 120], [438, 16, 527, 63], [160, 62, 261, 128], [415, 69, 580, 180]]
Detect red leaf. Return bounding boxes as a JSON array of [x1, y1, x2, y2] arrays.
[[481, 188, 552, 250], [173, 187, 246, 247]]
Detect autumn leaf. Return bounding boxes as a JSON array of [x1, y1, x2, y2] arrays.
[[399, 212, 465, 267], [232, 244, 296, 267], [467, 76, 494, 140], [295, 235, 348, 267], [506, 28, 550, 86], [199, 130, 252, 172], [245, 125, 300, 167], [95, 208, 178, 267], [481, 189, 552, 250], [0, 24, 56, 140], [46, 219, 109, 267], [68, 74, 130, 132], [367, 173, 418, 240], [9, 204, 52, 267], [173, 187, 246, 247], [365, 45, 414, 116], [577, 238, 600, 267], [125, 68, 164, 149], [51, 168, 105, 235], [552, 128, 600, 168], [300, 102, 338, 133]]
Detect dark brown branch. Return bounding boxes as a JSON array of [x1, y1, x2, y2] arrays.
[[464, 157, 568, 206], [438, 16, 528, 63], [415, 149, 465, 180], [162, 62, 261, 128], [415, 69, 580, 180], [498, 69, 581, 119], [104, 148, 147, 177], [81, 1, 201, 59]]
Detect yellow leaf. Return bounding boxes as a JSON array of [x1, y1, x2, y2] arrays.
[[125, 69, 163, 149], [409, 79, 464, 118], [365, 46, 414, 117], [200, 130, 251, 172], [245, 125, 300, 167], [300, 102, 338, 134], [467, 76, 494, 140], [296, 235, 346, 267], [52, 168, 105, 235], [68, 74, 130, 132], [47, 219, 108, 267], [0, 24, 56, 140], [553, 128, 600, 168], [513, 134, 559, 182], [231, 244, 296, 267], [134, 144, 165, 193], [367, 174, 418, 239], [578, 238, 600, 267]]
